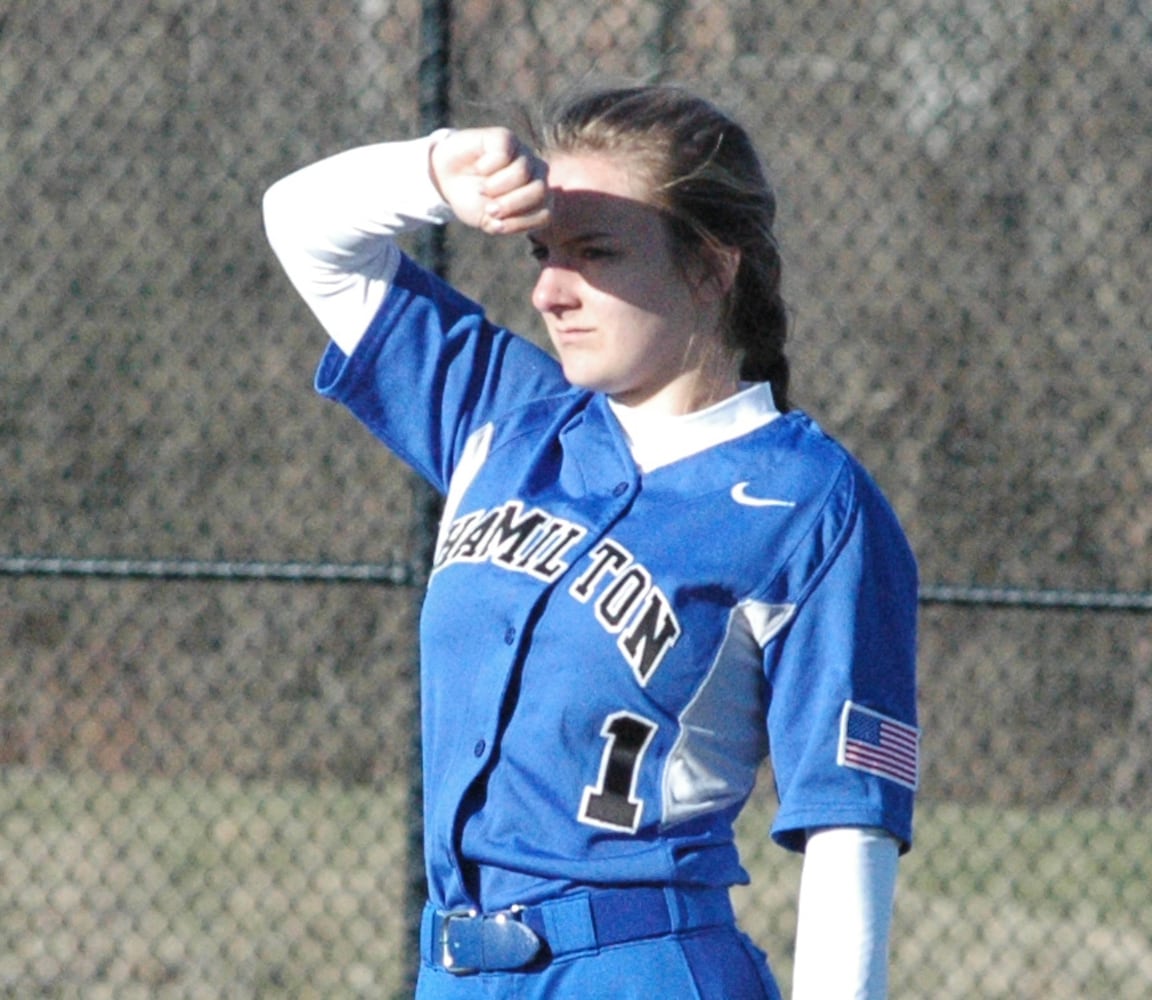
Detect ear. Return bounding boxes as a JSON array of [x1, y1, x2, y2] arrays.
[[693, 244, 741, 304]]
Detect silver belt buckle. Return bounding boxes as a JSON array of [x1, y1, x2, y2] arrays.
[[440, 908, 479, 975], [440, 904, 533, 975]]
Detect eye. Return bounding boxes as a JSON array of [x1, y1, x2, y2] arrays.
[[528, 241, 549, 264], [579, 245, 619, 261]]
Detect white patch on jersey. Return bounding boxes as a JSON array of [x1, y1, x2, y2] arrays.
[[661, 599, 795, 827], [434, 422, 495, 567]]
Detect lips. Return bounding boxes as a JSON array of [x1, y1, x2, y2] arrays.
[[552, 327, 596, 344]]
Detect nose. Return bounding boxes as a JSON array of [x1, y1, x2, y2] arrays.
[[531, 263, 580, 316]]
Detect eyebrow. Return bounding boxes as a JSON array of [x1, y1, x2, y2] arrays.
[[528, 229, 620, 248]]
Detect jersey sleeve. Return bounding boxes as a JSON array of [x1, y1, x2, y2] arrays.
[[314, 255, 568, 494], [762, 458, 919, 852]]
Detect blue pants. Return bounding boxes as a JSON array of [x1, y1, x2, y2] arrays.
[[416, 889, 782, 1000]]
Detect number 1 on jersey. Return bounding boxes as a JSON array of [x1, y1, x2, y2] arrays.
[[578, 711, 658, 833]]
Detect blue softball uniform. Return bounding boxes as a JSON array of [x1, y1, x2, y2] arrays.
[[315, 252, 919, 921]]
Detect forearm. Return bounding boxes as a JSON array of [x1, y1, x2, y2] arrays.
[[791, 826, 900, 1000], [262, 134, 452, 354]]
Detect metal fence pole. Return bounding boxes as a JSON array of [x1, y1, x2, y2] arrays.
[[401, 0, 452, 994]]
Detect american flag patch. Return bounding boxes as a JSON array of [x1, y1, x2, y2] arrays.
[[837, 701, 919, 790]]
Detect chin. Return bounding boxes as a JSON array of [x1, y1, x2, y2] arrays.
[[558, 361, 607, 393]]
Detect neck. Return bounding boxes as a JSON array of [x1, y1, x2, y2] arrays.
[[610, 360, 742, 417], [612, 318, 743, 415]]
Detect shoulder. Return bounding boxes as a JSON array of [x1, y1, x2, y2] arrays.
[[745, 410, 864, 510], [738, 411, 915, 589], [763, 412, 901, 507]]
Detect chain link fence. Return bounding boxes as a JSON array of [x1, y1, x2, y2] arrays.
[[3, 0, 1150, 996]]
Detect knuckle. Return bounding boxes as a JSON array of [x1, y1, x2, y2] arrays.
[[494, 127, 518, 157]]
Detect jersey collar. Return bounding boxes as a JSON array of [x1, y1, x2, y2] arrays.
[[606, 382, 780, 473]]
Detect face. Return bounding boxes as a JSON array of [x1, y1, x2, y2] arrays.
[[529, 153, 738, 414]]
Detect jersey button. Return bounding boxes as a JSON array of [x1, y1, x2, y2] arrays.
[[474, 739, 486, 757], [503, 626, 516, 645], [612, 481, 629, 497]]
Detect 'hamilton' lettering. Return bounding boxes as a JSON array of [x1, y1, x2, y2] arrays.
[[569, 539, 630, 600], [437, 509, 682, 683], [620, 589, 681, 683], [434, 501, 586, 583], [570, 540, 681, 685]]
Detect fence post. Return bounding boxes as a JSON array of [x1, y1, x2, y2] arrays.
[[401, 0, 451, 995]]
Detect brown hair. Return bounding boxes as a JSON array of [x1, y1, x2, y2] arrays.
[[534, 84, 791, 411]]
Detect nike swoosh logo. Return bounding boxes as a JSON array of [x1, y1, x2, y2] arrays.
[[731, 482, 797, 508]]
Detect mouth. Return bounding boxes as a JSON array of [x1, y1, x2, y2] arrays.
[[552, 326, 595, 341]]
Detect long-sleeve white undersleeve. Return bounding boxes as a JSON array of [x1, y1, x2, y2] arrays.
[[791, 826, 900, 1000], [262, 134, 451, 356]]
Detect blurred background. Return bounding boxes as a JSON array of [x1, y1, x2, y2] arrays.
[[2, 0, 1150, 996]]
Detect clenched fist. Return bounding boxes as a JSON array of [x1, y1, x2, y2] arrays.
[[430, 128, 550, 234]]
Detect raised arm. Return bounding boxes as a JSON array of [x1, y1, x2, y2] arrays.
[[263, 135, 452, 355], [263, 129, 548, 356]]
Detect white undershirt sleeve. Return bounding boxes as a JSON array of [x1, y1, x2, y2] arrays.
[[791, 826, 900, 1000], [262, 133, 453, 356]]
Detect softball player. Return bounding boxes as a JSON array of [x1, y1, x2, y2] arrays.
[[264, 84, 919, 999]]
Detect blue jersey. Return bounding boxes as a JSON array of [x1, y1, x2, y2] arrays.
[[316, 254, 919, 912]]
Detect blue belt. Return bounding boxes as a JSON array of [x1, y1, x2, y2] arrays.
[[423, 886, 734, 975]]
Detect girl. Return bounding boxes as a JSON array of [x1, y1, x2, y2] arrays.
[[264, 83, 919, 1000]]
